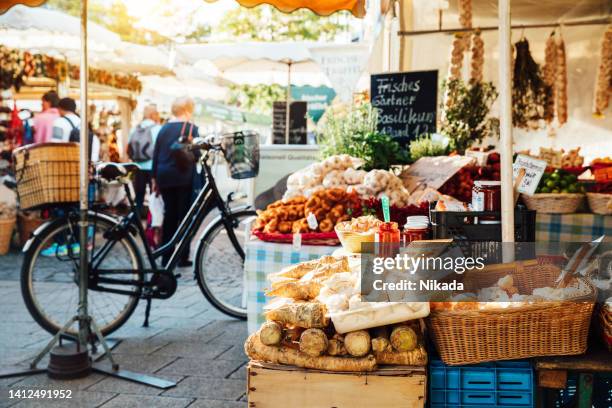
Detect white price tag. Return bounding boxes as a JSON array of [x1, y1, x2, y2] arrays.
[[306, 212, 318, 230], [292, 233, 302, 250], [513, 154, 547, 196]]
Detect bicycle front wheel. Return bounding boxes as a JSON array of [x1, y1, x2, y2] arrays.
[[195, 210, 256, 319], [21, 214, 143, 337]]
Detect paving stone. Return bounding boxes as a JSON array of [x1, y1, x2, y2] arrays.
[[157, 358, 242, 378], [227, 363, 247, 381], [99, 394, 193, 408], [85, 374, 183, 397], [110, 338, 171, 356], [162, 377, 244, 400], [9, 373, 105, 391], [188, 399, 246, 408], [215, 345, 247, 363], [8, 391, 116, 408], [153, 342, 230, 359], [95, 353, 177, 374]]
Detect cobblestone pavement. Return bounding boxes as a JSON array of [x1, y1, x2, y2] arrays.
[[0, 251, 249, 408]]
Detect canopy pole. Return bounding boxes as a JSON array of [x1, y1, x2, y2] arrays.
[[285, 61, 292, 144], [78, 0, 90, 347], [499, 0, 515, 246]]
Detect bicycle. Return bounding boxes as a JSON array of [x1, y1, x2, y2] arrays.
[[19, 131, 259, 337]]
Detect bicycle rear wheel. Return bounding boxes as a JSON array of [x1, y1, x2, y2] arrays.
[[195, 210, 255, 319], [21, 214, 143, 337]]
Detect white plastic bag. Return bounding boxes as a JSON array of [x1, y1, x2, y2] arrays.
[[149, 193, 164, 228]]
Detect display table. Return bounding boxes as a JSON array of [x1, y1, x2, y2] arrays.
[[245, 236, 337, 333], [536, 213, 612, 242]]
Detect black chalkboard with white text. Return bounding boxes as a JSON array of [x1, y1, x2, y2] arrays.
[[370, 70, 438, 146]]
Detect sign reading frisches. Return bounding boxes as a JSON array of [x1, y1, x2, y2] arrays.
[[370, 70, 438, 147]]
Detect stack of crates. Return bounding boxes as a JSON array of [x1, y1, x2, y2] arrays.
[[429, 359, 534, 407]]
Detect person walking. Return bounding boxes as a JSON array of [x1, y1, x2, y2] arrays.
[[51, 97, 100, 161], [152, 97, 199, 267], [33, 90, 60, 144], [127, 104, 161, 214]]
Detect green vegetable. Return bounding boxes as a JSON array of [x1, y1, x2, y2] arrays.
[[408, 135, 449, 161], [317, 103, 409, 170]]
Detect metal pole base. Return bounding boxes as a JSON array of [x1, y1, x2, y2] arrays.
[[47, 343, 91, 380]]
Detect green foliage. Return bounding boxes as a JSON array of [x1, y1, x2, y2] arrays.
[[217, 5, 349, 42], [440, 79, 498, 154], [408, 135, 450, 162], [317, 103, 409, 170], [226, 83, 285, 115]]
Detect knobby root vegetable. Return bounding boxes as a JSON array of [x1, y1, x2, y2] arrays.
[[299, 328, 328, 357], [300, 259, 350, 282], [374, 345, 428, 366], [265, 302, 329, 328], [327, 334, 348, 356], [265, 280, 322, 300], [259, 321, 282, 346], [344, 330, 371, 357], [390, 325, 418, 352], [245, 333, 377, 372], [372, 337, 392, 353]]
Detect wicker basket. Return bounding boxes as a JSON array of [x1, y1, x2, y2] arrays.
[[0, 217, 16, 255], [586, 192, 612, 215], [13, 143, 80, 210], [521, 193, 584, 214], [252, 230, 339, 246], [17, 212, 45, 247], [600, 303, 612, 352], [428, 262, 596, 365]]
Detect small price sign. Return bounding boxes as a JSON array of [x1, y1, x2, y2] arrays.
[[513, 154, 547, 196]]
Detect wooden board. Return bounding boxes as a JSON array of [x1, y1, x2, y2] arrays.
[[247, 362, 426, 408]]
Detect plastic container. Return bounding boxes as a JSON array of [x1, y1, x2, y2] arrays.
[[402, 215, 430, 244], [429, 358, 534, 407]]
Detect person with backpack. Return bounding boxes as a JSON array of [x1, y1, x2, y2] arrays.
[[51, 97, 100, 161], [127, 104, 161, 214]]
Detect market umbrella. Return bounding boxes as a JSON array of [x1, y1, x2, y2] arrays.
[[178, 41, 332, 143]]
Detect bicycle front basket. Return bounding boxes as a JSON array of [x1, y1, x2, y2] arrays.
[[222, 131, 260, 179]]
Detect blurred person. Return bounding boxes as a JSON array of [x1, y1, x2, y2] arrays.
[[51, 97, 100, 161], [33, 90, 60, 143], [152, 96, 199, 267], [127, 104, 161, 214]]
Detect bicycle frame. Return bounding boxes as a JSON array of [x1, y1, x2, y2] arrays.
[[91, 150, 248, 297]]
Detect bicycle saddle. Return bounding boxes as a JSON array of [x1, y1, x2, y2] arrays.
[[96, 162, 140, 182]]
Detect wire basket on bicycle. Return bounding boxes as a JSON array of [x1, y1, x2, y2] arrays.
[[221, 131, 259, 180]]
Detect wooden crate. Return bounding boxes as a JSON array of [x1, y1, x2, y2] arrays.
[[247, 362, 426, 408]]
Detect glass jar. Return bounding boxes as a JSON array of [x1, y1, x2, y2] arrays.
[[375, 222, 400, 258], [403, 216, 430, 244], [472, 180, 502, 223]]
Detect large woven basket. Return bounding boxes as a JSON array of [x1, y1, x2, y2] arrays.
[[521, 193, 584, 214], [586, 192, 612, 215], [13, 143, 80, 210], [0, 217, 16, 255], [428, 262, 596, 365], [17, 212, 45, 247], [600, 302, 612, 352]]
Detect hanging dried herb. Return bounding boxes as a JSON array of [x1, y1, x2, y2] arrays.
[[512, 38, 552, 129]]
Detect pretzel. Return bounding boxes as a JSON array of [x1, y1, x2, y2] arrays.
[[319, 219, 334, 232], [278, 221, 293, 234], [263, 219, 278, 233]]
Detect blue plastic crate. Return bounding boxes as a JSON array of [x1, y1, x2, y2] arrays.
[[429, 359, 534, 407]]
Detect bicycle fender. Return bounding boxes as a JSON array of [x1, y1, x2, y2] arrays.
[[194, 204, 254, 253]]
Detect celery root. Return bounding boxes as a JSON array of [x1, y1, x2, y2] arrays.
[[265, 302, 328, 328], [344, 330, 371, 357], [299, 328, 328, 357]]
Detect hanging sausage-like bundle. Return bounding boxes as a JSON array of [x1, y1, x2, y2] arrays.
[[449, 33, 467, 81], [555, 34, 568, 125], [458, 0, 473, 51], [542, 32, 558, 123], [593, 25, 612, 117], [470, 29, 484, 84]]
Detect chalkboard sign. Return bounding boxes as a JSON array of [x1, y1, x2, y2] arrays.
[[370, 70, 438, 146], [273, 101, 307, 144]]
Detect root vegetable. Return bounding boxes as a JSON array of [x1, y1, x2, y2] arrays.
[[390, 325, 418, 352], [259, 321, 282, 346], [370, 326, 391, 353], [301, 259, 350, 282], [265, 302, 329, 328], [265, 280, 322, 300], [374, 345, 428, 366], [299, 329, 328, 357], [344, 330, 371, 357], [273, 256, 339, 279], [327, 335, 347, 356], [245, 333, 377, 372]]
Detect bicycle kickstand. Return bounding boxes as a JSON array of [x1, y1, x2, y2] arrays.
[[143, 297, 152, 327]]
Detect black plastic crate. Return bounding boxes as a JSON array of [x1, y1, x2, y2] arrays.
[[429, 205, 536, 263]]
